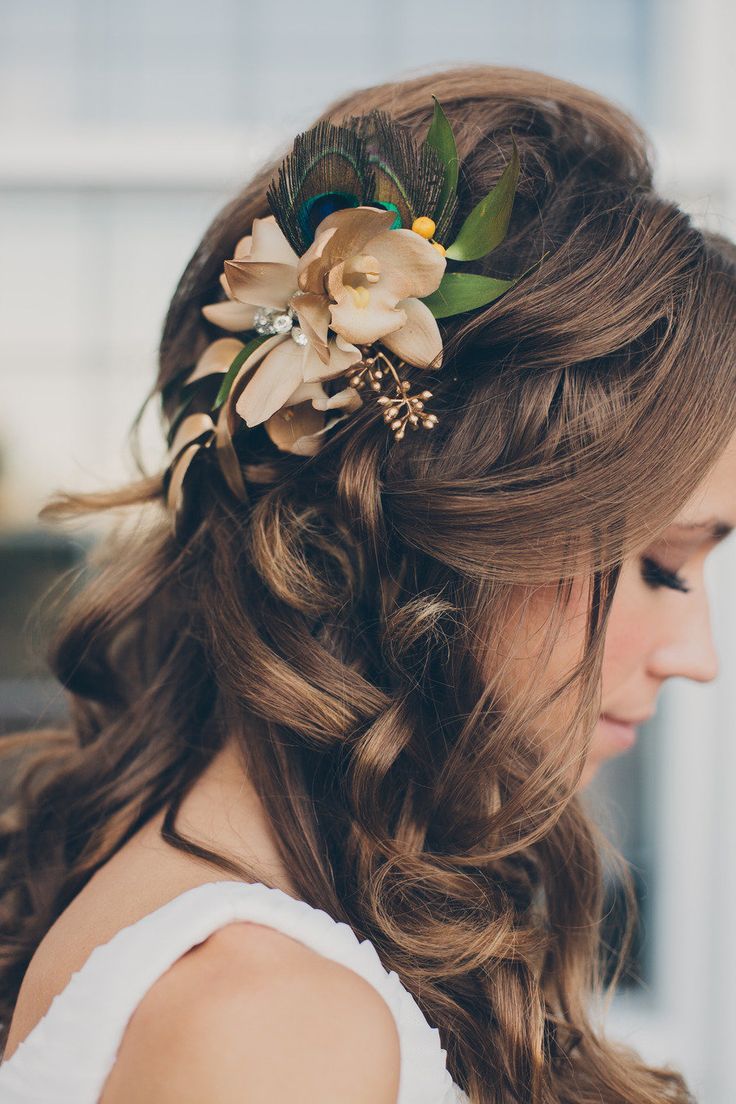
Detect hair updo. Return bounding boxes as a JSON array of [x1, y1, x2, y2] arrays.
[[1, 65, 734, 1103]]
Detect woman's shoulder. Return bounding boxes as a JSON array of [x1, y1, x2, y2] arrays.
[[98, 917, 401, 1104]]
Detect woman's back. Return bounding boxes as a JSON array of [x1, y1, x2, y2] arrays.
[[1, 877, 465, 1103], [0, 784, 466, 1103]]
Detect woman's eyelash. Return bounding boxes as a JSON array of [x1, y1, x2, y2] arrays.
[[640, 556, 691, 594]]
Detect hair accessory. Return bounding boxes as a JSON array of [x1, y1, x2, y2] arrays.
[[164, 99, 535, 529]]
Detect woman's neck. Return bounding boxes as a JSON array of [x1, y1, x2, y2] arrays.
[[160, 737, 301, 898]]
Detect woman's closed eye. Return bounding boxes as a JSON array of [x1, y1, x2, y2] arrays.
[[639, 555, 691, 594]]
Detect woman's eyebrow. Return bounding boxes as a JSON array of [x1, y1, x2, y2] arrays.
[[668, 518, 734, 541]]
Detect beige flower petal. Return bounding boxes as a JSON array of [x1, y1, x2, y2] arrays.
[[201, 300, 257, 332], [381, 297, 444, 369], [330, 335, 364, 375], [329, 284, 406, 346], [184, 337, 245, 387], [290, 291, 330, 363], [329, 253, 381, 296], [225, 334, 290, 431], [264, 401, 325, 453], [365, 228, 446, 300], [310, 206, 396, 270], [283, 379, 330, 406], [323, 254, 383, 328], [166, 441, 203, 516], [292, 410, 354, 456], [224, 260, 297, 310], [249, 215, 299, 266], [277, 377, 362, 413], [216, 237, 252, 301], [300, 224, 338, 265], [233, 234, 252, 260], [311, 385, 363, 413], [214, 402, 247, 501], [235, 339, 312, 427], [325, 260, 352, 304], [296, 207, 394, 293], [168, 412, 215, 460], [297, 226, 338, 295], [302, 335, 363, 383]]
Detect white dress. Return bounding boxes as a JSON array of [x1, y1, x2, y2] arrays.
[[0, 880, 469, 1103]]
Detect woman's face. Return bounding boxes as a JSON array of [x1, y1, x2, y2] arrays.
[[489, 430, 736, 787], [587, 428, 736, 785]]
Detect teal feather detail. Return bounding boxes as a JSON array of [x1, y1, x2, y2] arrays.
[[298, 191, 360, 243], [266, 110, 455, 252], [365, 200, 402, 229], [353, 111, 446, 230], [267, 121, 373, 254]]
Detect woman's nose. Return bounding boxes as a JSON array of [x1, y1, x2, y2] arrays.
[[646, 578, 720, 685]]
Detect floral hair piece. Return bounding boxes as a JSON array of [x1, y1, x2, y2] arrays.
[[164, 99, 533, 531]]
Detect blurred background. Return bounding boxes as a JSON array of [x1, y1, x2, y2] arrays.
[[1, 1, 734, 1099]]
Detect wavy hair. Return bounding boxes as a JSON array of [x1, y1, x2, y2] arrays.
[[2, 66, 735, 1103]]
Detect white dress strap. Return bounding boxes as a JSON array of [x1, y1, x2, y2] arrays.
[[0, 880, 468, 1104]]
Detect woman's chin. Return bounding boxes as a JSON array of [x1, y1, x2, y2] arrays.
[[580, 715, 640, 787]]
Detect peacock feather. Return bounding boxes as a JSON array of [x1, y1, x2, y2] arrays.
[[265, 101, 534, 325], [352, 110, 447, 233], [266, 109, 461, 254], [266, 119, 374, 255]]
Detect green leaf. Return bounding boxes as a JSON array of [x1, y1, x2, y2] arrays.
[[421, 272, 519, 320], [445, 134, 520, 262], [425, 96, 459, 220], [212, 334, 270, 410], [422, 248, 548, 319]]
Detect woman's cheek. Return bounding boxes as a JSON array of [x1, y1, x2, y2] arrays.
[[603, 561, 654, 683]]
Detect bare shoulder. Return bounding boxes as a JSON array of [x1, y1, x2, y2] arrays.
[[99, 920, 401, 1104]]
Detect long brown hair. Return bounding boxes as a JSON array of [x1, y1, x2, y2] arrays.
[[2, 65, 735, 1102]]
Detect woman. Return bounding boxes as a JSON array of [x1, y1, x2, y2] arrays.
[[0, 65, 734, 1104]]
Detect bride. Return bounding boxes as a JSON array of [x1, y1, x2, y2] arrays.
[[0, 65, 734, 1104]]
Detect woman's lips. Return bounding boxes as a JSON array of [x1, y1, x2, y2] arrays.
[[599, 713, 639, 750]]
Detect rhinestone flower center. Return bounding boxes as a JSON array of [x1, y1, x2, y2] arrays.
[[253, 306, 295, 336]]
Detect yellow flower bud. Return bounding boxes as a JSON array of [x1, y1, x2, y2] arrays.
[[411, 216, 436, 239], [430, 240, 446, 256]]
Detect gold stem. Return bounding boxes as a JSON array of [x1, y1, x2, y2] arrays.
[[373, 350, 406, 397]]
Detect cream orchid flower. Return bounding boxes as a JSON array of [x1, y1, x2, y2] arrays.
[[293, 205, 447, 369], [177, 334, 363, 463], [198, 206, 445, 439], [199, 231, 261, 333], [263, 379, 363, 456], [215, 216, 363, 427]]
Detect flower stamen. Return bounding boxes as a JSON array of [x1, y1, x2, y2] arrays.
[[350, 285, 372, 309]]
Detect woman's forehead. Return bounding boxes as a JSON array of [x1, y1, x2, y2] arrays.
[[669, 430, 736, 537]]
